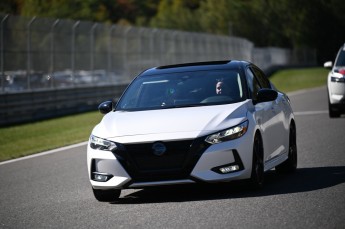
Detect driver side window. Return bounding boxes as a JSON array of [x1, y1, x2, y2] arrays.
[[246, 68, 261, 100]]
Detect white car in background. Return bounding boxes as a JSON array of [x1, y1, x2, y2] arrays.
[[87, 60, 297, 202], [324, 43, 345, 117]]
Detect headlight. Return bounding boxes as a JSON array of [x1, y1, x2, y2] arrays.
[[90, 135, 117, 151], [205, 121, 248, 144], [331, 76, 345, 82]]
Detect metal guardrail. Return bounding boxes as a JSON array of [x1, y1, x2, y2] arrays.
[[0, 84, 127, 126]]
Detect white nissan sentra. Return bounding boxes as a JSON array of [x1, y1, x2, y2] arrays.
[[324, 43, 345, 117], [87, 60, 297, 202]]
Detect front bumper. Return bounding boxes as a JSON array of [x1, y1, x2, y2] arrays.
[[328, 76, 345, 105], [87, 131, 254, 190]]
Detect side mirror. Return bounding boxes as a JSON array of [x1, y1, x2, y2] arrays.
[[254, 89, 278, 105], [98, 101, 113, 114], [324, 61, 333, 69]]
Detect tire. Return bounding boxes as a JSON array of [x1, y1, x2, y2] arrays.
[[276, 124, 297, 173], [328, 95, 340, 118], [249, 134, 264, 189], [92, 188, 121, 202]]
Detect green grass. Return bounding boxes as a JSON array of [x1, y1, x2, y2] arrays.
[[0, 67, 329, 162], [270, 67, 328, 93], [0, 111, 102, 161]]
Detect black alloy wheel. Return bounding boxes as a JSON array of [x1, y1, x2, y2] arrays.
[[328, 92, 340, 118], [329, 101, 341, 118], [276, 124, 297, 173], [249, 134, 264, 189]]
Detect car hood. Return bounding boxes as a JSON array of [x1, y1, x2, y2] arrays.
[[92, 101, 250, 143]]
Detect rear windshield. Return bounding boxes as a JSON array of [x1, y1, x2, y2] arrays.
[[116, 70, 245, 111]]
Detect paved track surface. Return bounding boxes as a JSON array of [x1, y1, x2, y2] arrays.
[[1, 86, 344, 228]]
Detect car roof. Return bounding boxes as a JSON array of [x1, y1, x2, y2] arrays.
[[140, 60, 250, 76]]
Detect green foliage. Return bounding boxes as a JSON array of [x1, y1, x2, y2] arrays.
[[1, 0, 160, 25], [148, 0, 344, 63], [19, 0, 108, 22], [198, 0, 234, 35], [0, 0, 19, 14], [0, 0, 344, 63], [150, 0, 201, 31]]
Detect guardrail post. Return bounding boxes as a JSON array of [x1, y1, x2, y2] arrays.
[[138, 28, 144, 71], [27, 16, 36, 90], [172, 31, 178, 64], [90, 23, 98, 83], [124, 26, 132, 79], [1, 14, 9, 92], [150, 28, 157, 64], [71, 21, 80, 87], [108, 25, 116, 82], [159, 30, 166, 65], [50, 19, 59, 88]]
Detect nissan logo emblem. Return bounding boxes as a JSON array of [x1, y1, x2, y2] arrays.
[[152, 142, 167, 156]]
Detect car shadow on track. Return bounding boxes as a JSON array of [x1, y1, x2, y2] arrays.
[[112, 166, 345, 204]]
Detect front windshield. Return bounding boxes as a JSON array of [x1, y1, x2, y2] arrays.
[[335, 48, 345, 67], [116, 69, 244, 111]]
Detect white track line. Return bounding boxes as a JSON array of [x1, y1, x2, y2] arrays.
[[287, 86, 326, 97], [294, 110, 328, 116], [0, 142, 87, 166]]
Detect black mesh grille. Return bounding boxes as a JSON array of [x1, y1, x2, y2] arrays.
[[114, 137, 209, 182]]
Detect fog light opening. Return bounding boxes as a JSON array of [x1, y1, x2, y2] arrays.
[[219, 165, 240, 174], [92, 172, 113, 182]]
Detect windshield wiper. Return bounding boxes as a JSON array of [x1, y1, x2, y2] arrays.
[[160, 103, 202, 109], [116, 103, 203, 111]]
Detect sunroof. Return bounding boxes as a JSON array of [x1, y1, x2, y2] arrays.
[[156, 60, 232, 69]]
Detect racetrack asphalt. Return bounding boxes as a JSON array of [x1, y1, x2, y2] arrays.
[[0, 86, 344, 228]]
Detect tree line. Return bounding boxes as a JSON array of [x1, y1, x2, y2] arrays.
[[1, 0, 344, 64]]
